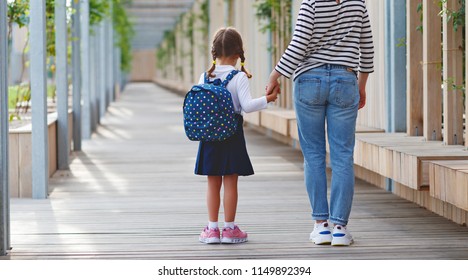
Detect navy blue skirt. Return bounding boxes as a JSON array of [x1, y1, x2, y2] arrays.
[[195, 115, 254, 176]]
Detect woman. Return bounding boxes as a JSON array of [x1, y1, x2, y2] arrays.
[[266, 0, 374, 246]]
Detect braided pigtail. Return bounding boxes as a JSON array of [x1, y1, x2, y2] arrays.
[[240, 52, 252, 79], [207, 48, 217, 78]]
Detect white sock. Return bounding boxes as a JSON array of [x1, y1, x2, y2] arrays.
[[224, 222, 235, 229], [208, 221, 218, 229]]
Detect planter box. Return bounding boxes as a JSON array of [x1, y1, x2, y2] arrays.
[[8, 111, 73, 198], [260, 109, 296, 136], [429, 160, 468, 211]]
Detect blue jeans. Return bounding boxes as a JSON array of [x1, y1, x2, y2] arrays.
[[294, 64, 359, 225]]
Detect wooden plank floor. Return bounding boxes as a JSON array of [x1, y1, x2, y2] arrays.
[[3, 83, 468, 260]]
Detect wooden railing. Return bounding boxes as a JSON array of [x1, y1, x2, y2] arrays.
[[408, 0, 467, 146]]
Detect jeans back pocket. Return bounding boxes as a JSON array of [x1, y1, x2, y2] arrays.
[[334, 78, 358, 108], [296, 77, 323, 106]]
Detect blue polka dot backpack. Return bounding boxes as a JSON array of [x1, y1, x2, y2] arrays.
[[183, 70, 239, 142]]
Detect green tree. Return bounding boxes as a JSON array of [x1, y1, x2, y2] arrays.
[[112, 0, 134, 72]]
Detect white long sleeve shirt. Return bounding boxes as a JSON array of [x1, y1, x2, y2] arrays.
[[276, 0, 375, 80], [198, 65, 267, 114]]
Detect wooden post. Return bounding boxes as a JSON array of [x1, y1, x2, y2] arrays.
[[0, 0, 11, 255], [442, 0, 464, 145], [72, 0, 82, 151], [422, 0, 442, 141], [407, 0, 424, 136], [466, 1, 468, 148], [283, 0, 293, 109], [271, 7, 282, 107], [30, 0, 49, 199], [56, 0, 69, 169]]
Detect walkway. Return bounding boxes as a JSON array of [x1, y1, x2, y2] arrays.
[[3, 83, 468, 260]]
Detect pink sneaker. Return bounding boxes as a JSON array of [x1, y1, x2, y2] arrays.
[[221, 226, 248, 243], [199, 227, 221, 244]]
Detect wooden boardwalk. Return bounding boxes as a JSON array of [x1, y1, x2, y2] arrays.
[[3, 83, 468, 260]]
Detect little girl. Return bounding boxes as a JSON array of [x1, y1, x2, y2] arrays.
[[196, 27, 279, 244]]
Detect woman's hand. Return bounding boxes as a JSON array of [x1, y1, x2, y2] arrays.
[[358, 87, 366, 110], [266, 70, 282, 97], [358, 72, 369, 110], [266, 71, 281, 103]]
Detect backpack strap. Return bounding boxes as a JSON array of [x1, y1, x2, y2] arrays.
[[221, 70, 239, 88]]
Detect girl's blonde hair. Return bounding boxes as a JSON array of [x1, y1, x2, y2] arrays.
[[206, 27, 252, 78]]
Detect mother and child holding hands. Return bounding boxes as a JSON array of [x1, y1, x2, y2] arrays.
[[192, 0, 374, 246]]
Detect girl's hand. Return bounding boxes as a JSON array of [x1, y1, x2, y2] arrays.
[[266, 90, 279, 103], [266, 80, 280, 96]]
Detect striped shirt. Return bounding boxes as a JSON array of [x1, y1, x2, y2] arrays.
[[275, 0, 374, 80]]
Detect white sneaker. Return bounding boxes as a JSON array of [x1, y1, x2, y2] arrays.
[[331, 224, 353, 246], [309, 222, 332, 245]]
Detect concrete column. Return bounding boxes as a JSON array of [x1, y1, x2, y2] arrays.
[[192, 0, 207, 81], [114, 47, 121, 97], [100, 21, 107, 118], [0, 0, 11, 255], [72, 0, 82, 151], [90, 30, 98, 129], [30, 0, 49, 199], [209, 0, 224, 57], [9, 24, 27, 85], [385, 0, 407, 133], [107, 3, 114, 104], [385, 0, 407, 192], [81, 0, 92, 139], [56, 0, 69, 170], [292, 0, 302, 23]]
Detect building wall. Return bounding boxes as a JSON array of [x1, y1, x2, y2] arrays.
[[130, 49, 156, 82]]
